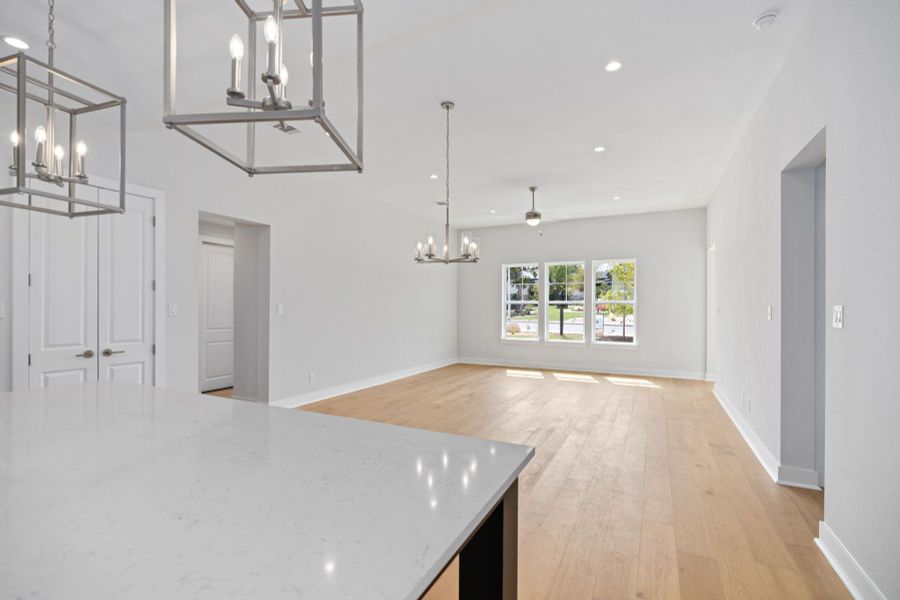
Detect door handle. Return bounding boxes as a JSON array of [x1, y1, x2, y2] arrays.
[[102, 349, 125, 357], [76, 350, 95, 358]]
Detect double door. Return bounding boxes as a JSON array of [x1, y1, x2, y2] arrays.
[[27, 190, 156, 387]]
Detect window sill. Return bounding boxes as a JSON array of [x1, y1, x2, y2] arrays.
[[590, 341, 639, 349], [500, 338, 540, 345]]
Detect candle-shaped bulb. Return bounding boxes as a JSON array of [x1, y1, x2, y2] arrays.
[[264, 16, 279, 44], [280, 66, 289, 86], [53, 144, 64, 176], [9, 130, 20, 170], [229, 34, 245, 60], [74, 141, 87, 178], [227, 34, 246, 98], [32, 126, 47, 167]]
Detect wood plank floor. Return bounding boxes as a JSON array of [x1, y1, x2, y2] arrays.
[[303, 364, 849, 599]]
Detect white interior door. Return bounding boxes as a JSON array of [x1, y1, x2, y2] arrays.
[[26, 189, 156, 388], [98, 191, 156, 384], [199, 242, 234, 391], [28, 195, 99, 388]]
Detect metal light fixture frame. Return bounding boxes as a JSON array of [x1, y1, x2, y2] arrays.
[[162, 0, 365, 176], [0, 52, 127, 217]]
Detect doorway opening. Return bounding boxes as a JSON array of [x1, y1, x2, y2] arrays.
[[198, 212, 270, 403], [779, 128, 826, 489]]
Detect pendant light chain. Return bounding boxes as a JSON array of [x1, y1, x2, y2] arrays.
[[445, 104, 451, 208], [47, 0, 56, 49], [46, 0, 57, 61]]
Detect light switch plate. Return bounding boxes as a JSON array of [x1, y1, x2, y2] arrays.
[[832, 305, 844, 328], [767, 305, 773, 321], [0, 301, 5, 319], [276, 304, 284, 316], [167, 303, 178, 317]]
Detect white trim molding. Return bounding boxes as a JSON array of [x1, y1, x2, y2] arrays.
[[815, 521, 887, 600], [270, 358, 459, 409], [713, 385, 828, 491], [777, 464, 821, 490], [713, 386, 779, 482], [459, 356, 705, 381]]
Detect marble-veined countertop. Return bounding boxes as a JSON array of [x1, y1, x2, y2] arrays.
[[0, 382, 533, 599]]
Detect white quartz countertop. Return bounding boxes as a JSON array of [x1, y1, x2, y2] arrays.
[[0, 382, 533, 599]]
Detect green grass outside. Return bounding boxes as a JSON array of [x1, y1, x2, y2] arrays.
[[512, 306, 584, 322]]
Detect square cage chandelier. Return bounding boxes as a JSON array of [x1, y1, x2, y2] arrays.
[[0, 54, 127, 217], [163, 0, 364, 175]]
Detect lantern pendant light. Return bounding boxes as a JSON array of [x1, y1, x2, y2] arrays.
[[414, 101, 479, 265], [2, 0, 127, 217], [163, 0, 365, 176]]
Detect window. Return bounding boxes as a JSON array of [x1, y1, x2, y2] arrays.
[[502, 264, 539, 340], [593, 259, 636, 344], [545, 262, 585, 342]]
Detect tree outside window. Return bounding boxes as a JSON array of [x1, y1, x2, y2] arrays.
[[546, 262, 585, 342], [594, 260, 636, 343]]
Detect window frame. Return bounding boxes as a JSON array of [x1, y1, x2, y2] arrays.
[[591, 258, 638, 346], [543, 260, 587, 344], [500, 262, 541, 342]]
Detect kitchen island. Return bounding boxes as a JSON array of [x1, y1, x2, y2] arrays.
[[0, 382, 533, 599]]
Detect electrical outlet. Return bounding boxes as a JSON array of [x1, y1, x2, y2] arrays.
[[275, 304, 284, 316], [0, 301, 5, 319], [404, 353, 410, 363], [832, 305, 844, 329], [308, 372, 315, 383]]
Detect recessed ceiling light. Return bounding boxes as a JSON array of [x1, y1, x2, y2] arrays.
[[3, 37, 29, 50], [594, 146, 606, 153], [752, 12, 778, 31], [605, 60, 622, 72], [429, 174, 438, 179], [613, 196, 621, 200], [490, 209, 496, 214]]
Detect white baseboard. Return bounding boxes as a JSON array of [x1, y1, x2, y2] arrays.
[[778, 464, 821, 490], [712, 385, 779, 482], [704, 371, 716, 382], [458, 357, 705, 381], [815, 521, 887, 600], [269, 358, 458, 409]]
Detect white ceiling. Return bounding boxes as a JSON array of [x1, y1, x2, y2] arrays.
[[4, 0, 811, 227]]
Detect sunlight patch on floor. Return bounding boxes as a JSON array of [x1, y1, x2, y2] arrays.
[[505, 369, 544, 379], [604, 376, 660, 388], [553, 372, 598, 384]]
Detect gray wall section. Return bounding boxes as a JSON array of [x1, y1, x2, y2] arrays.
[[458, 208, 707, 379]]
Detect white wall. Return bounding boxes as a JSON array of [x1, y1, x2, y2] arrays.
[[125, 127, 458, 404], [0, 211, 11, 392], [707, 2, 900, 596], [0, 128, 458, 402], [458, 209, 707, 379]]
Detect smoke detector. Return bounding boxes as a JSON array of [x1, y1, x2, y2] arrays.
[[752, 11, 779, 30]]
